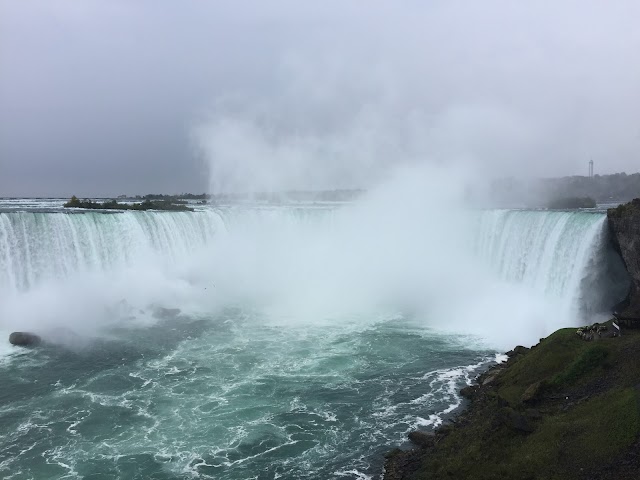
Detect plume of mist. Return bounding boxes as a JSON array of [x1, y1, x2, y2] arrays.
[[192, 62, 537, 197], [189, 0, 640, 196]]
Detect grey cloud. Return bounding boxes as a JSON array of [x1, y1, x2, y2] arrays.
[[1, 0, 639, 196]]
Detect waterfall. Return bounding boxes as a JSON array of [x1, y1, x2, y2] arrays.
[[0, 210, 225, 292], [0, 206, 628, 333], [474, 209, 628, 317]]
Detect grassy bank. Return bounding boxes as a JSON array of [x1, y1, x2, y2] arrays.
[[385, 320, 640, 479]]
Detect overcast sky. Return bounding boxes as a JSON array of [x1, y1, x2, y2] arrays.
[[1, 1, 639, 197]]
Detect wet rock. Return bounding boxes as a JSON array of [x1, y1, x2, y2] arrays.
[[408, 430, 435, 448], [521, 380, 545, 403], [506, 345, 530, 357], [9, 332, 42, 347], [383, 448, 424, 480], [460, 385, 478, 399], [483, 374, 499, 386], [435, 424, 454, 436], [384, 448, 404, 459]]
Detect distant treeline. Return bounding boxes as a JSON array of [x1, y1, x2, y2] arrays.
[[486, 172, 640, 207], [116, 190, 365, 203], [547, 196, 596, 209], [130, 193, 208, 200]]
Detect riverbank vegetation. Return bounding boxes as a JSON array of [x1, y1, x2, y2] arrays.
[[63, 196, 194, 212], [385, 321, 640, 479], [485, 172, 640, 207], [547, 196, 596, 209]]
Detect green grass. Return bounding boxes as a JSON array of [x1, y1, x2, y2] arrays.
[[551, 344, 610, 386], [414, 389, 639, 480], [409, 325, 640, 480], [511, 388, 639, 477], [496, 328, 590, 404]]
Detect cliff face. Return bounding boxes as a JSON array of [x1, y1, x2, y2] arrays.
[[608, 198, 640, 320]]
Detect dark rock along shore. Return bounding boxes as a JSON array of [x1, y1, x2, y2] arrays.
[[383, 198, 640, 480], [608, 198, 640, 322]]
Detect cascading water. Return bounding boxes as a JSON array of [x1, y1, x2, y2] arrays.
[[0, 198, 629, 480], [1, 205, 625, 325], [0, 209, 225, 292], [474, 209, 629, 321]]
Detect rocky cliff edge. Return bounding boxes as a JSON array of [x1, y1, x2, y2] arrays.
[[607, 198, 640, 321]]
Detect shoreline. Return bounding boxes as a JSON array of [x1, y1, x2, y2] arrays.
[[382, 320, 640, 479]]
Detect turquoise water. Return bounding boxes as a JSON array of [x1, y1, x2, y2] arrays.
[[0, 310, 494, 479]]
